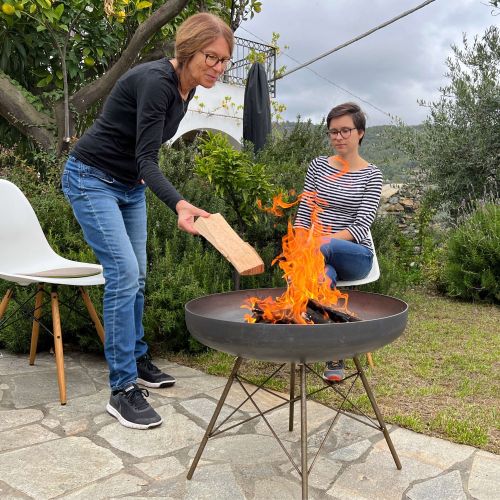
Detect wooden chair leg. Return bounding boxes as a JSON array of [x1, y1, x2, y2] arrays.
[[0, 288, 13, 320], [51, 286, 66, 405], [366, 352, 375, 368], [79, 287, 105, 344], [29, 284, 44, 365]]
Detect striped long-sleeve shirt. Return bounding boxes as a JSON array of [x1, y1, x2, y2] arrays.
[[294, 156, 383, 251]]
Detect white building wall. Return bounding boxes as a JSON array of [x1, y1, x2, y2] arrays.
[[170, 82, 244, 149]]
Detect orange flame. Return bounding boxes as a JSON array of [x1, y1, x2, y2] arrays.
[[244, 157, 351, 324]]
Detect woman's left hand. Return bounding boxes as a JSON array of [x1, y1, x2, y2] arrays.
[[176, 200, 210, 235]]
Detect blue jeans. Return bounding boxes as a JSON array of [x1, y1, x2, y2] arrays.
[[320, 238, 373, 286], [62, 156, 148, 391]]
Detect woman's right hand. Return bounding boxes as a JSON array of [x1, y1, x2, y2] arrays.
[[176, 200, 210, 235]]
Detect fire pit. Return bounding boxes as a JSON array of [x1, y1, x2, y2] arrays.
[[185, 287, 408, 499]]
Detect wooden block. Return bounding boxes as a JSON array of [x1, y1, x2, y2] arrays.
[[194, 213, 264, 276]]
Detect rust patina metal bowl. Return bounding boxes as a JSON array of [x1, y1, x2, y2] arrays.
[[185, 288, 408, 363]]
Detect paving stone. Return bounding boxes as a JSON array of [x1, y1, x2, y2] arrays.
[[185, 463, 245, 500], [0, 424, 59, 452], [376, 428, 475, 469], [0, 408, 43, 431], [468, 450, 500, 500], [407, 470, 466, 500], [0, 383, 9, 389], [327, 447, 441, 499], [46, 388, 109, 421], [0, 390, 3, 402], [62, 473, 146, 499], [189, 433, 292, 464], [62, 418, 89, 436], [0, 352, 58, 375], [180, 397, 246, 432], [98, 404, 204, 458], [253, 476, 303, 499], [330, 413, 384, 449], [12, 367, 96, 408], [41, 417, 60, 429], [308, 456, 343, 490], [135, 456, 185, 481], [146, 374, 227, 400], [207, 382, 287, 413], [255, 400, 336, 442], [0, 437, 123, 499], [328, 439, 372, 462]]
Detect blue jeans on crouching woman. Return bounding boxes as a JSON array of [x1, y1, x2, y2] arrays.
[[320, 238, 373, 286], [62, 156, 148, 391]]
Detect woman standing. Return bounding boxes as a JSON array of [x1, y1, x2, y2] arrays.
[[62, 13, 234, 429], [294, 102, 383, 382]]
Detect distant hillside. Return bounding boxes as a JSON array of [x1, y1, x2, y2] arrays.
[[276, 121, 419, 183]]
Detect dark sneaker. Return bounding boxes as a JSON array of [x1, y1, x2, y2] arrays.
[[323, 360, 345, 382], [106, 383, 162, 429], [137, 353, 176, 388]]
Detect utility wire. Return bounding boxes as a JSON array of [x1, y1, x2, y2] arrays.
[[271, 0, 436, 81], [239, 26, 393, 119]]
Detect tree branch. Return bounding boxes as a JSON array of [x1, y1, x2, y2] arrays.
[[0, 72, 55, 151], [70, 0, 189, 115]]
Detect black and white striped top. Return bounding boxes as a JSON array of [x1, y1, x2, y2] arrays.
[[294, 156, 383, 251]]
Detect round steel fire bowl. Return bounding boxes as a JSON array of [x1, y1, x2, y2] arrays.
[[185, 288, 408, 363]]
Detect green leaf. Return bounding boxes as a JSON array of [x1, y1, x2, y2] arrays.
[[36, 24, 46, 32], [54, 3, 64, 19], [136, 1, 152, 10]]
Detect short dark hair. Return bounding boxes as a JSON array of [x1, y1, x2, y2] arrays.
[[326, 102, 366, 145]]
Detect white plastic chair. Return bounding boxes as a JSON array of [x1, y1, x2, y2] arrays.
[[336, 230, 380, 367], [0, 179, 105, 404]]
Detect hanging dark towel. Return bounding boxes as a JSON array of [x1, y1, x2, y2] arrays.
[[243, 62, 272, 153]]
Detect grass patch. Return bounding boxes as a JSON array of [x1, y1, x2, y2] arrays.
[[167, 288, 500, 453]]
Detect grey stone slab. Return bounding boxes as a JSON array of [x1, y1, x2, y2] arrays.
[[185, 463, 245, 500], [376, 427, 475, 469], [407, 470, 466, 500], [62, 418, 89, 436], [135, 455, 185, 481], [189, 433, 292, 464], [0, 352, 59, 375], [253, 477, 303, 500], [308, 456, 343, 490], [41, 417, 60, 429], [330, 413, 384, 449], [11, 367, 96, 408], [145, 374, 227, 400], [0, 436, 123, 499], [180, 397, 246, 432], [328, 447, 441, 499], [98, 404, 204, 458], [206, 382, 287, 413], [62, 473, 146, 500], [0, 408, 43, 431], [46, 388, 109, 420], [328, 439, 372, 462], [0, 424, 59, 452], [255, 400, 336, 442], [468, 450, 500, 500]]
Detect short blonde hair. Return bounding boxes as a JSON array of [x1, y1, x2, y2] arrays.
[[175, 13, 234, 67]]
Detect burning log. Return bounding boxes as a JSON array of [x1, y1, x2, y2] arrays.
[[249, 299, 360, 325]]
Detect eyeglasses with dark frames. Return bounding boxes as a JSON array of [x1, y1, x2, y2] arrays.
[[201, 52, 233, 70], [326, 127, 357, 139]]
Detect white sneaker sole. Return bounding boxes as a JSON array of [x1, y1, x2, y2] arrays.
[[137, 377, 176, 388], [106, 403, 163, 429]]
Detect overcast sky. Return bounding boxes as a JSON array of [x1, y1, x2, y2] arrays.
[[235, 0, 497, 126]]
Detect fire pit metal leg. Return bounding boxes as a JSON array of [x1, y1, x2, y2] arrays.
[[353, 356, 402, 470], [300, 363, 308, 500], [187, 356, 243, 480], [289, 363, 296, 432]]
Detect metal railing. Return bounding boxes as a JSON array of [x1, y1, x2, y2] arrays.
[[222, 36, 277, 97]]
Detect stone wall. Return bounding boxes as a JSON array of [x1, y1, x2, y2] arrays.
[[379, 183, 423, 236]]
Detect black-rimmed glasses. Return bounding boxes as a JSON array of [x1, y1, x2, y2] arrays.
[[326, 127, 357, 139], [201, 52, 233, 70]]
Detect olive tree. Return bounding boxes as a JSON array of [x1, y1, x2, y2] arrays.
[[393, 26, 499, 218]]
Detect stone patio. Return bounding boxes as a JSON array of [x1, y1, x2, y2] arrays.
[[0, 350, 498, 499]]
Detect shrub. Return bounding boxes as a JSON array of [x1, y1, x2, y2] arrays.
[[441, 202, 500, 303]]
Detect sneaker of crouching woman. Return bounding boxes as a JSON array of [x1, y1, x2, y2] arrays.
[[293, 102, 383, 383], [61, 13, 234, 429]]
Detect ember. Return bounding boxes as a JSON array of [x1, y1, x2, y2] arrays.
[[243, 157, 358, 325]]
